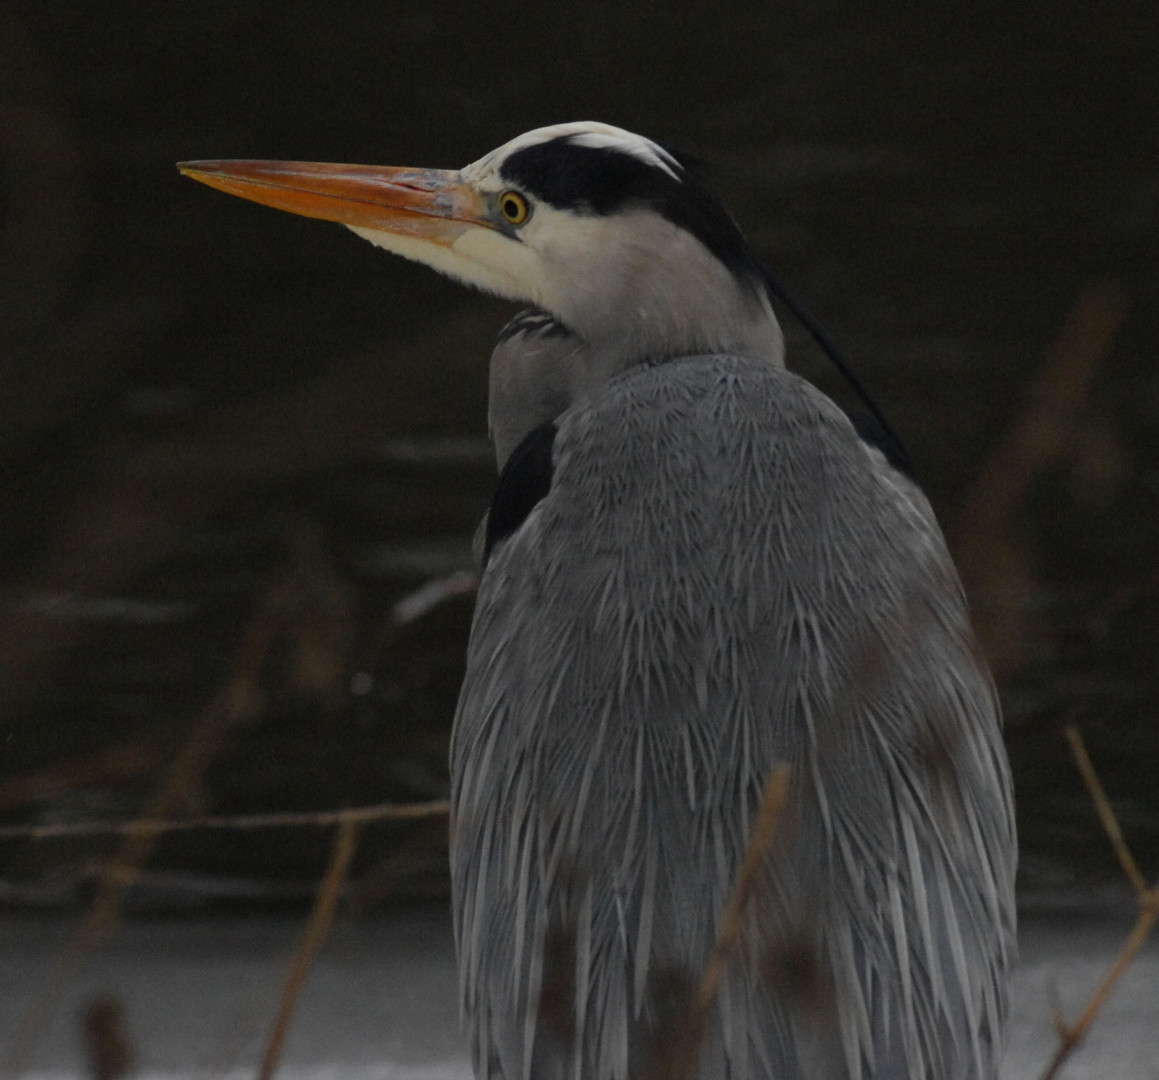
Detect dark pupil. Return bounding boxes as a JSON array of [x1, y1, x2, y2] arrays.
[[504, 197, 520, 219]]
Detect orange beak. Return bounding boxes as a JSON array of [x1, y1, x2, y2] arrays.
[[177, 159, 494, 246]]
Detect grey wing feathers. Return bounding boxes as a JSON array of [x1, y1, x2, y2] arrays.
[[451, 355, 1015, 1080]]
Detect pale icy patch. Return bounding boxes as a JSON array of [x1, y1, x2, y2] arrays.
[[3, 897, 1158, 1079]]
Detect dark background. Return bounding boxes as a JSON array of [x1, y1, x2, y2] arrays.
[[2, 1, 1157, 912]]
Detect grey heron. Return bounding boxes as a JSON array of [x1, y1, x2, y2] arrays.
[[180, 121, 1016, 1080]]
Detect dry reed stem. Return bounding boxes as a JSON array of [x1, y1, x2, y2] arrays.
[[351, 569, 479, 678], [80, 996, 133, 1080], [256, 817, 361, 1080], [0, 799, 449, 841], [669, 765, 791, 1080], [951, 278, 1126, 674], [958, 278, 1125, 529], [1063, 726, 1148, 899], [660, 575, 941, 1078], [1035, 727, 1159, 1080], [389, 570, 479, 627], [0, 554, 455, 1073], [1, 584, 283, 1079]]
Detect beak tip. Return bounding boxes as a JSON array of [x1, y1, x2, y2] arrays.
[[177, 161, 208, 182]]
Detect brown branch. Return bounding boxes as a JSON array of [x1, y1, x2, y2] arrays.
[[1063, 725, 1148, 899], [389, 570, 479, 628], [670, 765, 792, 1080], [350, 569, 479, 679], [0, 799, 449, 841], [1035, 727, 1159, 1080], [958, 279, 1126, 531], [80, 996, 133, 1080], [1037, 888, 1159, 1080], [951, 277, 1126, 675], [256, 817, 361, 1080], [2, 578, 283, 1079]]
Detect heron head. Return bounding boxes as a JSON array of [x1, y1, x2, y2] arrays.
[[179, 122, 783, 365]]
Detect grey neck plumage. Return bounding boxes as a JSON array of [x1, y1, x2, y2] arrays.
[[488, 294, 784, 470]]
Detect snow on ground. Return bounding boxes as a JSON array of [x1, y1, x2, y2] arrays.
[[1, 899, 1156, 1078]]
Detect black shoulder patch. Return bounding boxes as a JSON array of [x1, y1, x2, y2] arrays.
[[844, 407, 916, 480], [484, 421, 557, 564]]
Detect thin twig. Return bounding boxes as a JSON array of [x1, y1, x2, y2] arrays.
[[1063, 725, 1148, 899], [958, 279, 1126, 530], [670, 765, 792, 1080], [350, 569, 478, 679], [390, 570, 479, 628], [0, 799, 450, 841], [1035, 727, 1159, 1080], [1037, 888, 1159, 1080], [256, 817, 361, 1080], [2, 581, 283, 1079], [951, 278, 1126, 674], [80, 996, 133, 1080]]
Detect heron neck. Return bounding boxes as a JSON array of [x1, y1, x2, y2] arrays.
[[487, 302, 783, 470]]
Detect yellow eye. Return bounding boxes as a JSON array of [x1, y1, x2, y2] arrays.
[[498, 190, 530, 225]]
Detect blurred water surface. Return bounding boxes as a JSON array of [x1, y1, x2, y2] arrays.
[[0, 1, 1157, 908]]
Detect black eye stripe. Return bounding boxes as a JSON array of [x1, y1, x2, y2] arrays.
[[498, 138, 764, 286]]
